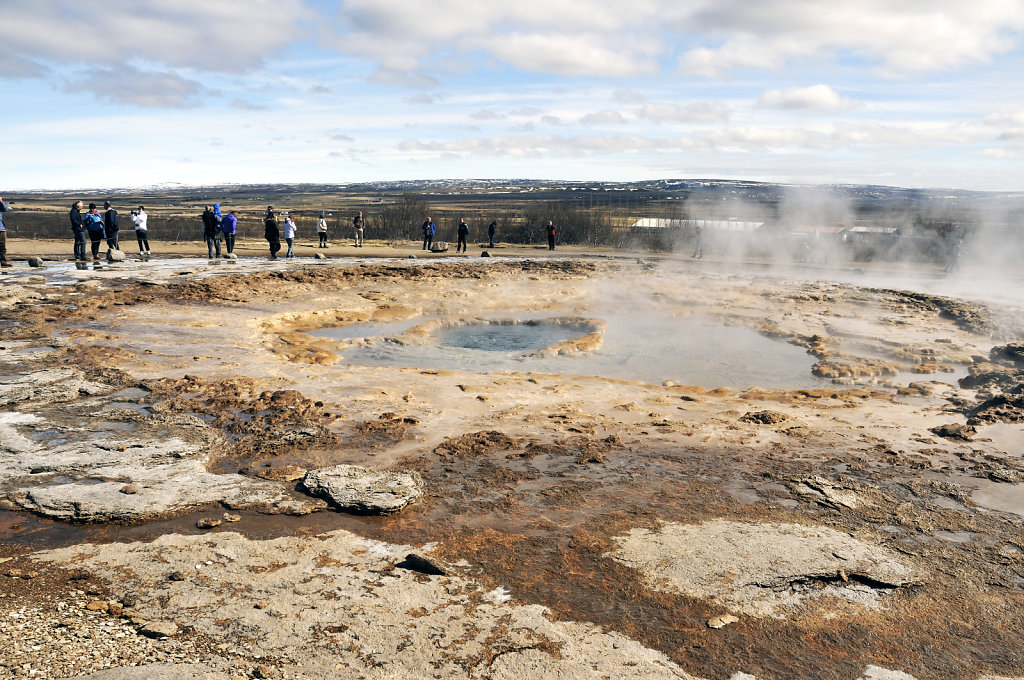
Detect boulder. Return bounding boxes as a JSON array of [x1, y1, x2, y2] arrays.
[[106, 249, 126, 262], [302, 464, 422, 514], [314, 253, 327, 259], [223, 253, 238, 260], [481, 251, 491, 257], [27, 257, 44, 267]]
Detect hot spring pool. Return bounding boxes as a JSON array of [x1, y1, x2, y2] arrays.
[[312, 313, 833, 390]]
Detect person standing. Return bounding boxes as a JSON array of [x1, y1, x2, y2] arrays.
[[70, 200, 86, 262], [691, 224, 703, 259], [317, 212, 328, 248], [103, 201, 120, 251], [84, 203, 105, 260], [546, 220, 555, 251], [221, 210, 238, 254], [283, 214, 297, 258], [422, 216, 434, 251], [488, 219, 497, 248], [132, 205, 150, 256], [0, 196, 10, 267], [456, 218, 469, 253], [202, 205, 222, 259], [353, 211, 364, 247], [264, 206, 281, 259]]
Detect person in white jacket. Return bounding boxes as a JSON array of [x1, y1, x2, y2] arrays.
[[283, 215, 297, 258], [132, 206, 150, 255], [317, 212, 328, 248]]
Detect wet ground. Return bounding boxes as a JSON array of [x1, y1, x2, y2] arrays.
[[1, 252, 1024, 679]]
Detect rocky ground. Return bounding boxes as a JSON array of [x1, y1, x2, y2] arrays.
[[0, 247, 1023, 679]]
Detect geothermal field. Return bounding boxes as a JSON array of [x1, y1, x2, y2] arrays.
[[1, 241, 1023, 679]]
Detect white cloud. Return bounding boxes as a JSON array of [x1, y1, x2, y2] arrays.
[[672, 0, 1024, 76], [580, 110, 628, 125], [639, 101, 730, 123], [758, 85, 857, 111], [68, 65, 206, 108], [5, 0, 312, 73]]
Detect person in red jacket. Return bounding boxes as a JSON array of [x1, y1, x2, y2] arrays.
[[546, 220, 555, 251]]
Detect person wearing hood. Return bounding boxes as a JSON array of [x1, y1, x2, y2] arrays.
[[70, 200, 86, 262], [264, 206, 281, 259], [283, 214, 297, 258], [221, 210, 238, 254], [202, 205, 222, 259]]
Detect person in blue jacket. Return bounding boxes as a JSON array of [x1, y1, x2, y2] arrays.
[[83, 203, 105, 260], [221, 210, 238, 254], [0, 196, 10, 267], [202, 206, 222, 259]]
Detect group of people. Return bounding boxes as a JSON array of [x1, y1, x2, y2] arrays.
[[201, 203, 239, 259], [262, 208, 365, 259], [69, 200, 149, 261], [421, 218, 512, 251]]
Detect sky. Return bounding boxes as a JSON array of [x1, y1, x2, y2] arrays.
[[4, 0, 1024, 191]]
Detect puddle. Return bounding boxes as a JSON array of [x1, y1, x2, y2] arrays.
[[972, 480, 1024, 518], [319, 313, 828, 390], [977, 423, 1024, 457]]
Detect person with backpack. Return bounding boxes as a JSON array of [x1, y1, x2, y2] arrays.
[[70, 200, 86, 262], [84, 203, 105, 260], [422, 216, 434, 251], [353, 211, 364, 247], [201, 205, 222, 259], [456, 218, 469, 253], [103, 201, 120, 251], [264, 206, 281, 259], [132, 206, 150, 256], [221, 210, 238, 255]]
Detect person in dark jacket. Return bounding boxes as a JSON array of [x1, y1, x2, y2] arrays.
[[456, 218, 469, 253], [546, 220, 555, 250], [70, 200, 86, 261], [84, 203, 105, 260], [264, 206, 281, 259], [422, 217, 434, 251], [103, 201, 119, 251], [202, 205, 221, 258], [221, 210, 238, 254], [488, 220, 497, 248], [0, 197, 10, 267]]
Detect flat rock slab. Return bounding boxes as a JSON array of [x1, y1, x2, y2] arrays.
[[302, 464, 422, 514], [608, 519, 918, 618]]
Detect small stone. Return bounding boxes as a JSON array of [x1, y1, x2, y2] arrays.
[[223, 253, 238, 260], [139, 621, 179, 638], [254, 664, 279, 678], [256, 465, 307, 482], [85, 600, 109, 612], [407, 254, 417, 259], [196, 517, 222, 529], [108, 602, 124, 616], [27, 257, 44, 268], [222, 513, 242, 522], [707, 614, 739, 629], [929, 423, 976, 441], [5, 569, 23, 578], [314, 253, 326, 259], [119, 484, 141, 495], [106, 249, 126, 263], [168, 570, 188, 582], [739, 410, 790, 425], [481, 251, 491, 257], [254, 601, 271, 610], [398, 553, 447, 576]]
